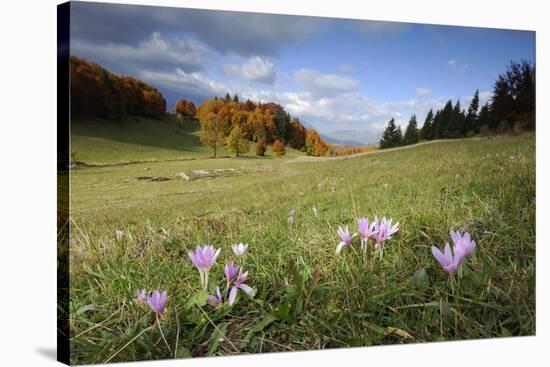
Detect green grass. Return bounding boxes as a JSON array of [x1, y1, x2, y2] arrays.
[[71, 114, 304, 164], [68, 130, 535, 364]]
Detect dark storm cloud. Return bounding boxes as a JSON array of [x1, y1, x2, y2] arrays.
[[70, 1, 327, 57]]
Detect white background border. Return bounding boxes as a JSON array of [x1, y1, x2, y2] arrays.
[[0, 0, 546, 366]]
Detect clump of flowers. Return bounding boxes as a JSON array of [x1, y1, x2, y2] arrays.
[[187, 244, 256, 308], [335, 217, 399, 258], [188, 245, 221, 291]]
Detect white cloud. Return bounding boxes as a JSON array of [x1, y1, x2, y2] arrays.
[[222, 57, 276, 85], [415, 88, 432, 97], [138, 68, 230, 100], [294, 68, 359, 97], [447, 59, 468, 73], [72, 32, 212, 73]]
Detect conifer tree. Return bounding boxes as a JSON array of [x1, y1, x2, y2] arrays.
[[379, 118, 402, 149], [403, 114, 419, 145], [464, 89, 480, 134], [420, 109, 434, 140]]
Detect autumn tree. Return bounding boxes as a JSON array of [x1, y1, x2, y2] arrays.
[[225, 125, 250, 157], [255, 138, 267, 156], [199, 112, 225, 158], [272, 140, 286, 157]]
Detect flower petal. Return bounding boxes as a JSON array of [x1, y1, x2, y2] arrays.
[[228, 286, 238, 306]]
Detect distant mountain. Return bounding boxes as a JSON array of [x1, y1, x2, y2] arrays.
[[322, 129, 382, 146]]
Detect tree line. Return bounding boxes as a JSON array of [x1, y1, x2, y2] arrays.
[[70, 56, 166, 120], [380, 60, 535, 149], [182, 93, 329, 158]]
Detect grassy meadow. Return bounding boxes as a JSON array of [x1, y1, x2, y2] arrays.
[[69, 116, 535, 364]]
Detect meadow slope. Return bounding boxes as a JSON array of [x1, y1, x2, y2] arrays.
[[68, 131, 535, 364]]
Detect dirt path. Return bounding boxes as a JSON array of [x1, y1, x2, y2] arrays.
[[286, 138, 483, 163]]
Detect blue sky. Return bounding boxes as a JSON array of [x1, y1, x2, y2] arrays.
[[71, 2, 535, 137]]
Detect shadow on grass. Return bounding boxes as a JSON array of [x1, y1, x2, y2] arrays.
[[71, 115, 205, 153]]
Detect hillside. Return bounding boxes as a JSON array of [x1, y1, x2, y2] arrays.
[[71, 114, 306, 164], [69, 132, 535, 363]]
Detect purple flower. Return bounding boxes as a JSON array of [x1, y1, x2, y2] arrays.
[[431, 243, 460, 273], [231, 243, 248, 257], [188, 245, 221, 271], [147, 290, 167, 315], [450, 230, 476, 262], [225, 262, 239, 284], [373, 217, 399, 248], [188, 245, 221, 291], [228, 271, 256, 306], [357, 218, 376, 248], [134, 288, 147, 304], [207, 286, 223, 308], [336, 225, 356, 254]]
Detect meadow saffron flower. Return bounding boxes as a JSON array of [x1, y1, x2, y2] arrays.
[[147, 290, 167, 315], [207, 286, 223, 307], [431, 243, 460, 273], [188, 245, 221, 291], [232, 243, 248, 258], [288, 209, 295, 226], [373, 217, 399, 248], [225, 262, 239, 284], [450, 230, 476, 262], [228, 271, 256, 306], [134, 288, 147, 304], [336, 226, 356, 254], [357, 218, 376, 248]]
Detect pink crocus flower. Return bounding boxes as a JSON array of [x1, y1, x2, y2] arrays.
[[228, 271, 256, 306], [336, 226, 356, 254], [450, 230, 476, 263], [225, 262, 239, 284], [134, 288, 147, 304], [373, 217, 399, 248], [231, 243, 248, 258], [188, 245, 221, 271], [207, 286, 223, 308], [431, 243, 460, 273], [147, 290, 167, 315], [357, 218, 376, 249], [188, 245, 221, 291]]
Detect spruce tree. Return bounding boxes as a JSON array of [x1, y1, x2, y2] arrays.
[[420, 109, 434, 140], [445, 100, 465, 138], [379, 118, 402, 149], [477, 103, 490, 130], [438, 100, 454, 138], [464, 89, 480, 134], [403, 114, 419, 145]]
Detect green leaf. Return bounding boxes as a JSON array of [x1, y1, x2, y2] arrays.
[[412, 268, 428, 288], [207, 322, 229, 356], [274, 303, 290, 322], [175, 346, 192, 359], [240, 315, 278, 349], [185, 291, 209, 309]]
